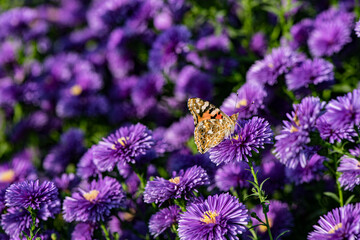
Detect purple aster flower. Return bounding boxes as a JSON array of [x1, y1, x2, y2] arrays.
[[53, 173, 80, 192], [77, 146, 101, 179], [338, 147, 360, 191], [1, 207, 34, 238], [250, 32, 267, 56], [5, 180, 58, 210], [196, 34, 230, 52], [285, 58, 334, 91], [144, 165, 209, 204], [215, 162, 252, 191], [209, 117, 273, 165], [72, 223, 95, 240], [93, 123, 154, 172], [148, 25, 191, 72], [314, 8, 354, 28], [246, 46, 305, 86], [0, 149, 36, 190], [251, 200, 293, 240], [175, 65, 213, 101], [43, 128, 85, 175], [355, 19, 360, 37], [154, 10, 173, 31], [316, 113, 356, 143], [308, 203, 360, 239], [258, 152, 286, 194], [286, 153, 326, 185], [325, 89, 360, 129], [164, 115, 194, 151], [178, 193, 249, 240], [63, 176, 125, 223], [221, 82, 267, 118], [290, 19, 314, 48], [149, 205, 181, 237], [131, 73, 165, 118]]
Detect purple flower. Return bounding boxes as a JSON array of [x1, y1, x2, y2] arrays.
[[290, 19, 314, 48], [1, 207, 34, 238], [144, 165, 209, 204], [215, 162, 252, 191], [0, 149, 36, 190], [93, 123, 154, 172], [72, 223, 95, 240], [43, 128, 85, 175], [209, 117, 273, 165], [164, 115, 194, 151], [316, 113, 356, 143], [251, 200, 293, 239], [355, 19, 360, 37], [175, 66, 213, 101], [325, 89, 360, 129], [259, 153, 286, 194], [148, 25, 191, 72], [63, 176, 125, 223], [338, 147, 360, 191], [149, 205, 181, 237], [308, 203, 360, 239], [286, 153, 326, 185], [285, 58, 334, 91], [53, 173, 81, 192], [178, 193, 249, 240], [246, 46, 305, 86], [250, 32, 267, 56], [221, 82, 267, 118], [131, 73, 165, 118], [77, 146, 101, 179], [5, 180, 58, 210], [154, 11, 173, 31]]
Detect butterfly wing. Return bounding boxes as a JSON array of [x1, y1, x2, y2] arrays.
[[194, 119, 235, 154], [188, 98, 232, 127]]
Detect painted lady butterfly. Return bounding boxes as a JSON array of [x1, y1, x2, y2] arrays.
[[188, 98, 239, 154]]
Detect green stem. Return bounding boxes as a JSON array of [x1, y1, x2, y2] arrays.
[[336, 175, 344, 207], [27, 207, 38, 240], [100, 222, 111, 240], [247, 161, 274, 240]]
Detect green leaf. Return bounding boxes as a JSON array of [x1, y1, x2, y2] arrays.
[[345, 195, 355, 205], [275, 230, 290, 240], [323, 192, 340, 203]]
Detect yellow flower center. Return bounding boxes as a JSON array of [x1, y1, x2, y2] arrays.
[[169, 176, 180, 184], [200, 210, 218, 224], [232, 134, 240, 140], [290, 125, 298, 133], [117, 137, 129, 147], [236, 99, 247, 108], [258, 218, 273, 233], [70, 85, 82, 96], [0, 169, 15, 183], [328, 223, 342, 234], [83, 190, 99, 201], [268, 63, 274, 68]]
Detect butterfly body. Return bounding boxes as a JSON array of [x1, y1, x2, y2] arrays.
[[188, 98, 239, 154]]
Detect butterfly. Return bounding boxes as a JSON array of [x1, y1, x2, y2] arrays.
[[188, 98, 239, 154]]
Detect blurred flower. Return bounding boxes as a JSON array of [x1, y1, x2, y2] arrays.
[[285, 58, 334, 91], [338, 147, 360, 191], [215, 162, 252, 191], [154, 11, 173, 31], [164, 115, 194, 151], [54, 173, 81, 192], [72, 223, 95, 240], [209, 117, 273, 165], [149, 205, 181, 237], [221, 82, 267, 118], [316, 113, 356, 143], [178, 193, 249, 240], [77, 146, 101, 179], [93, 123, 154, 172], [355, 19, 360, 37], [325, 89, 360, 129], [290, 19, 314, 48], [250, 32, 267, 56], [148, 25, 191, 72], [144, 165, 209, 204], [63, 177, 125, 223], [131, 73, 165, 118], [43, 128, 85, 175], [308, 203, 360, 239], [0, 149, 36, 190], [286, 153, 326, 185], [259, 153, 286, 194], [251, 200, 293, 239], [247, 46, 305, 86]]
